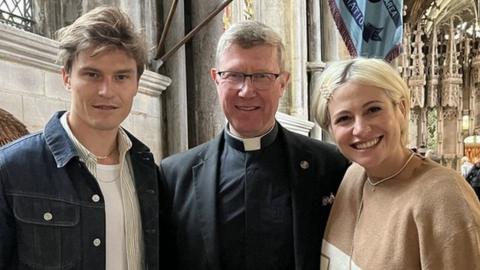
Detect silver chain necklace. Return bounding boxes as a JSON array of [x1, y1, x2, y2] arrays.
[[367, 152, 415, 186]]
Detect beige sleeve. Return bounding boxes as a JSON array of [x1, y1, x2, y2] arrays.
[[423, 226, 480, 270]]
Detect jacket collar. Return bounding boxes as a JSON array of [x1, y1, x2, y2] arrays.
[[44, 111, 79, 168], [44, 111, 151, 168], [192, 132, 223, 270]]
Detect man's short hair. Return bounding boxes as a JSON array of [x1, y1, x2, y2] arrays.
[[56, 6, 147, 79], [215, 20, 288, 72]]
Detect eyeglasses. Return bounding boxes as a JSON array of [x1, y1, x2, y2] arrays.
[[216, 71, 281, 90]]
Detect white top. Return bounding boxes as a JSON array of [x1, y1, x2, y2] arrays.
[[462, 162, 473, 178], [96, 164, 126, 270]]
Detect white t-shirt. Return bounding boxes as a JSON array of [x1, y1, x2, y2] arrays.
[[96, 164, 127, 270]]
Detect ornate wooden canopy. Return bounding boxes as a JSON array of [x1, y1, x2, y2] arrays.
[[399, 0, 480, 168], [405, 0, 478, 33], [0, 108, 29, 147]]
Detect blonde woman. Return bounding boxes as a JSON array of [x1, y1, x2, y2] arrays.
[[312, 58, 480, 270]]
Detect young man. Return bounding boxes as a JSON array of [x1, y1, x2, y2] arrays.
[[159, 21, 349, 270], [0, 7, 160, 270]]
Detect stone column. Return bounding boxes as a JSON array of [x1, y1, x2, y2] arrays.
[[160, 0, 189, 155], [122, 0, 160, 62], [81, 0, 115, 12], [320, 0, 340, 61], [425, 23, 439, 153], [409, 22, 426, 147], [32, 0, 82, 38], [317, 0, 342, 142], [288, 0, 309, 119], [440, 18, 463, 169], [459, 36, 472, 159], [307, 0, 325, 140], [188, 0, 225, 146], [409, 109, 420, 147], [475, 87, 480, 134], [255, 0, 291, 114], [471, 48, 480, 134]]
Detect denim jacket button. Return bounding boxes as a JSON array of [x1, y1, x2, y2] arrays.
[[93, 238, 101, 247], [300, 160, 309, 170], [91, 194, 101, 203], [43, 212, 53, 221]]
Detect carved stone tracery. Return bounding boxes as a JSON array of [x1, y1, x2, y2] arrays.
[[399, 23, 411, 81], [400, 13, 480, 168], [442, 107, 458, 121], [474, 87, 480, 99], [426, 24, 439, 108], [410, 109, 420, 121], [471, 54, 480, 85], [441, 18, 463, 108], [409, 22, 426, 109]]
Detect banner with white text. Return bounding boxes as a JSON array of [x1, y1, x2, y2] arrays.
[[328, 0, 403, 62]]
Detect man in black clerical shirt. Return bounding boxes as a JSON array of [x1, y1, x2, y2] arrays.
[[159, 20, 349, 270]]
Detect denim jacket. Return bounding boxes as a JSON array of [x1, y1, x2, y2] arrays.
[[0, 111, 159, 270]]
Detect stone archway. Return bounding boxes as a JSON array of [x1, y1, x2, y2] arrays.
[[0, 108, 29, 147]]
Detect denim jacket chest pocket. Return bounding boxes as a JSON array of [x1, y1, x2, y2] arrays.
[[11, 194, 81, 270]]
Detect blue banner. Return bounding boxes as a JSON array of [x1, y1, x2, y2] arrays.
[[328, 0, 403, 62]]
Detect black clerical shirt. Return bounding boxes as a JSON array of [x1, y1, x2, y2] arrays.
[[218, 124, 294, 270]]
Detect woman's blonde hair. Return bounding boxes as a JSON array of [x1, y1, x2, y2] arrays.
[[312, 58, 410, 145]]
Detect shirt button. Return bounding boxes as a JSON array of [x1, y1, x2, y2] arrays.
[[300, 160, 310, 169], [93, 238, 101, 247], [91, 194, 100, 202], [43, 212, 53, 221]]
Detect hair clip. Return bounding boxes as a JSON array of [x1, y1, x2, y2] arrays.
[[319, 86, 333, 101]]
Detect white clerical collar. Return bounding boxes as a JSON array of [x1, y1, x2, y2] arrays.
[[225, 123, 277, 151]]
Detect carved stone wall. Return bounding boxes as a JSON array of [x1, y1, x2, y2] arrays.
[[399, 18, 480, 168], [442, 107, 458, 153]]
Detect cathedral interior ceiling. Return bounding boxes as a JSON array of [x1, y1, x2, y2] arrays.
[[405, 0, 478, 33]]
